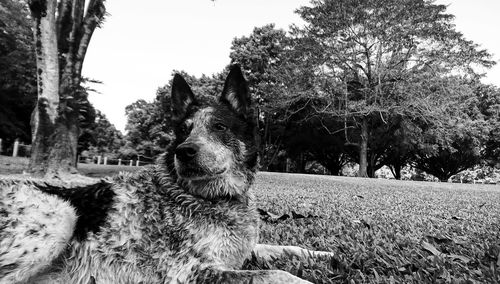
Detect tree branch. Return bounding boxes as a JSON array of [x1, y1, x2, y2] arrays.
[[56, 0, 72, 44], [74, 0, 106, 79]]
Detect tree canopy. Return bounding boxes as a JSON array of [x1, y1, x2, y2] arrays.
[[0, 0, 37, 148], [290, 0, 495, 177], [119, 0, 498, 181]]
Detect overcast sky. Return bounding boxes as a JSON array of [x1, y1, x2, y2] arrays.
[[82, 0, 500, 133]]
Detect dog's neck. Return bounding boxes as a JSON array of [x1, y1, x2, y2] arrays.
[[179, 171, 255, 204]]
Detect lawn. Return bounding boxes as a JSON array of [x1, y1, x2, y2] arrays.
[[1, 156, 499, 283], [249, 173, 500, 283]]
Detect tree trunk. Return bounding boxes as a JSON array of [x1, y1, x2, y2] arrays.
[[357, 117, 369, 177], [298, 153, 306, 173], [367, 153, 377, 178], [285, 158, 292, 173], [389, 162, 402, 180], [326, 164, 342, 176], [28, 0, 105, 177], [28, 0, 71, 176]]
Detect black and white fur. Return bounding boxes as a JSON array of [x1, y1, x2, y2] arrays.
[[0, 65, 331, 284]]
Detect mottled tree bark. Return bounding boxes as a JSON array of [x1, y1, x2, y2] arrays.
[[357, 117, 369, 178], [28, 0, 105, 177], [389, 162, 402, 180]]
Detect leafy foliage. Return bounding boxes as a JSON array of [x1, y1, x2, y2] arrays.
[[0, 0, 37, 146], [288, 0, 496, 176], [475, 84, 500, 167], [78, 110, 124, 158]]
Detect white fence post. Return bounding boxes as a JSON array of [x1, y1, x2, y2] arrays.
[[129, 160, 133, 166], [97, 156, 101, 165], [136, 158, 140, 167], [118, 158, 122, 166], [12, 139, 19, 157], [103, 157, 108, 165], [0, 138, 3, 154]]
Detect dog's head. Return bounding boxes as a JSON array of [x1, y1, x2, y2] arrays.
[[166, 65, 259, 200]]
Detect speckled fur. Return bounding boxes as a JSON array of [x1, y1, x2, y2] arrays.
[[0, 180, 76, 283], [0, 65, 311, 284]]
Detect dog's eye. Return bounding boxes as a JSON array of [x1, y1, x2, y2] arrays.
[[180, 122, 192, 134], [214, 122, 228, 131]]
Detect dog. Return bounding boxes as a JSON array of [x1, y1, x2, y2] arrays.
[[0, 65, 331, 283]]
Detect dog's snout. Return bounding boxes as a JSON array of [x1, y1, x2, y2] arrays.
[[175, 143, 199, 162]]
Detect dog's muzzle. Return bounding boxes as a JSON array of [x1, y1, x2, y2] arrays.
[[174, 141, 228, 179], [175, 142, 199, 162]]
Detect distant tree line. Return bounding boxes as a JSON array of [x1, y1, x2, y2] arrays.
[[122, 0, 499, 181]]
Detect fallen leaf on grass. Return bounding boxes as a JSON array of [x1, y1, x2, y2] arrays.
[[353, 195, 365, 199], [258, 208, 318, 222], [439, 268, 451, 282], [257, 208, 278, 218], [425, 235, 453, 244], [277, 214, 290, 221], [371, 268, 380, 281], [291, 211, 305, 219], [446, 254, 471, 264], [352, 219, 371, 229], [452, 236, 469, 245], [451, 216, 464, 221], [421, 241, 471, 263], [422, 241, 443, 256]]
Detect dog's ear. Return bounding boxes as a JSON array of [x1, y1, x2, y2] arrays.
[[220, 65, 251, 115], [171, 74, 196, 121]]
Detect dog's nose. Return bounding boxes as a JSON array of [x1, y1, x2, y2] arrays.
[[175, 143, 199, 162]]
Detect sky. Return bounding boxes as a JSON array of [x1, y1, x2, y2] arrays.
[[82, 0, 500, 133]]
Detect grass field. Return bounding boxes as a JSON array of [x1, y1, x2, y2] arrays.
[[1, 156, 499, 283], [249, 173, 500, 283]]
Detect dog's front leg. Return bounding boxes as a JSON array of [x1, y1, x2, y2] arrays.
[[196, 267, 311, 284], [253, 243, 334, 262]]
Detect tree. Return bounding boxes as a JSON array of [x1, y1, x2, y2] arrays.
[[27, 0, 106, 177], [123, 99, 165, 159], [407, 76, 491, 181], [78, 110, 123, 157], [283, 117, 349, 175], [294, 0, 495, 177], [412, 123, 485, 182], [377, 117, 421, 179], [475, 84, 500, 167], [0, 0, 37, 148]]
